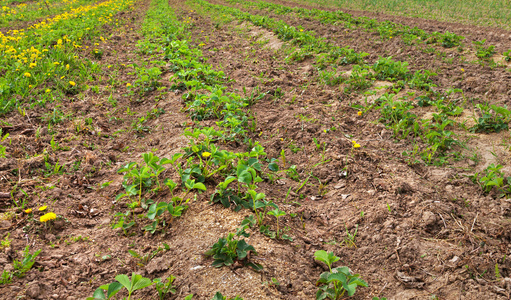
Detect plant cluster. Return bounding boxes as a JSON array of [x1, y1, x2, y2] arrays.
[[314, 250, 368, 299]]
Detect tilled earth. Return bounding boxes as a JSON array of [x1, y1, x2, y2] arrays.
[[0, 0, 511, 299]]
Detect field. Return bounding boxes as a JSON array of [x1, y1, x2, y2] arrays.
[[1, 0, 511, 299]]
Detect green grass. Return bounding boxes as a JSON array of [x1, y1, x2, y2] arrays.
[[288, 0, 511, 30]]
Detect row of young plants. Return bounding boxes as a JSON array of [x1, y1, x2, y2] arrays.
[[0, 0, 135, 114], [0, 0, 98, 28], [92, 0, 370, 298], [228, 0, 464, 47], [90, 251, 368, 300], [198, 0, 511, 167], [228, 0, 510, 62], [193, 0, 457, 165]]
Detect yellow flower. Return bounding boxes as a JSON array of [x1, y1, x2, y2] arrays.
[[54, 62, 59, 65], [24, 208, 32, 214], [392, 106, 396, 109], [69, 81, 76, 86], [126, 83, 131, 87], [45, 89, 51, 93], [29, 62, 36, 68], [202, 152, 211, 158], [24, 72, 31, 77], [300, 29, 303, 32], [352, 140, 361, 148], [38, 206, 47, 211], [40, 212, 57, 223], [357, 111, 362, 116], [461, 68, 465, 72], [66, 64, 70, 70]]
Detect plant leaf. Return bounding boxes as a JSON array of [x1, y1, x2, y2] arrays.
[[114, 274, 131, 290]]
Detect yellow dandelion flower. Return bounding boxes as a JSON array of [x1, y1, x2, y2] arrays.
[[353, 143, 361, 148], [29, 62, 36, 68], [392, 106, 396, 109], [202, 152, 211, 158], [45, 89, 51, 93], [24, 72, 31, 77], [461, 68, 465, 72], [40, 212, 57, 223], [357, 111, 362, 116], [38, 205, 47, 211], [24, 208, 32, 214], [69, 81, 76, 86], [66, 64, 70, 70], [126, 83, 131, 87]]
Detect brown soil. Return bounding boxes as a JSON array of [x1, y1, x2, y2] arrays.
[[1, 0, 511, 299]]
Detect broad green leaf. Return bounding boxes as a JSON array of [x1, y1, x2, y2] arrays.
[[314, 250, 339, 269], [91, 287, 106, 300], [193, 182, 206, 191], [327, 272, 347, 284], [106, 282, 123, 299], [132, 277, 152, 291], [114, 274, 131, 290]]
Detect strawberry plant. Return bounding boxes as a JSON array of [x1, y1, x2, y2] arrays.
[[470, 103, 510, 133], [471, 164, 511, 196], [153, 276, 176, 300], [372, 56, 410, 81], [87, 273, 152, 300], [266, 207, 292, 241], [473, 39, 495, 59], [205, 232, 262, 271], [503, 50, 511, 62], [212, 292, 243, 300], [314, 250, 368, 299]]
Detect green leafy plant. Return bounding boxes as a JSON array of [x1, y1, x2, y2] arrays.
[[503, 50, 511, 62], [87, 273, 153, 300], [13, 245, 41, 278], [267, 207, 292, 240], [473, 39, 495, 58], [372, 56, 410, 81], [205, 232, 262, 271], [153, 276, 176, 300], [314, 250, 368, 299], [471, 164, 511, 196], [440, 31, 464, 48], [470, 103, 510, 133], [212, 292, 243, 300], [342, 224, 358, 247]]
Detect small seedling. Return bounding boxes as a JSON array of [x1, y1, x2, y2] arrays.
[[87, 273, 153, 300], [205, 232, 262, 271], [314, 250, 368, 299]]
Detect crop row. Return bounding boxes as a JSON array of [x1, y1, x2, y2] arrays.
[[0, 0, 98, 27], [0, 0, 135, 114], [85, 0, 372, 298], [195, 0, 511, 191], [229, 0, 511, 63]]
